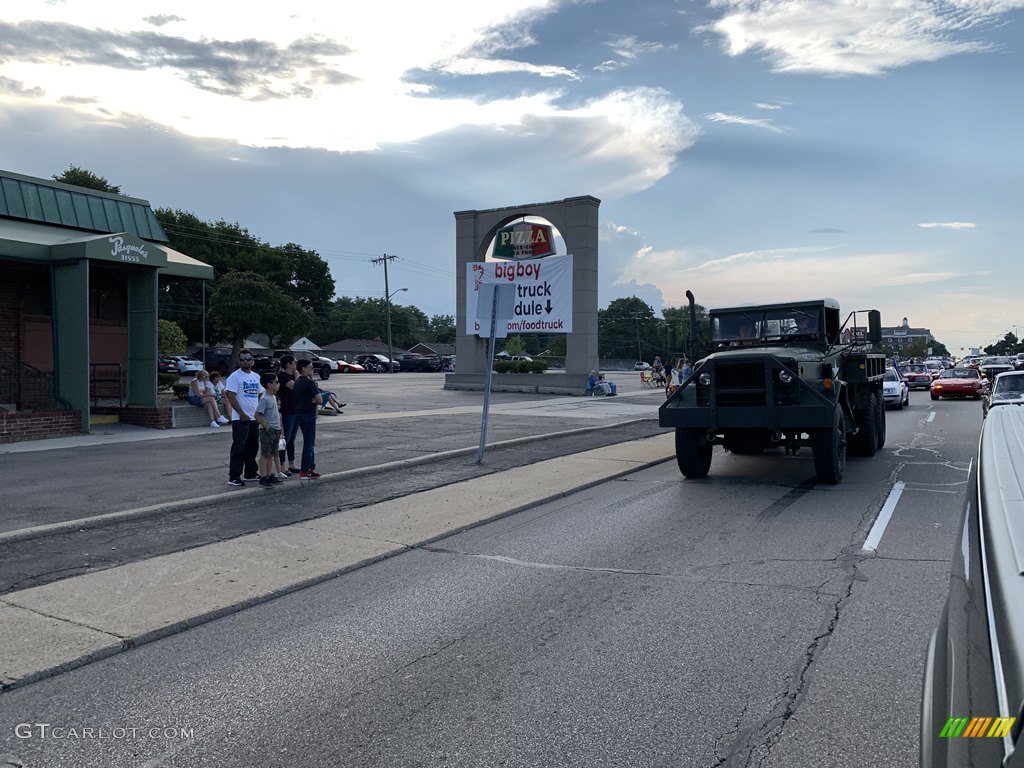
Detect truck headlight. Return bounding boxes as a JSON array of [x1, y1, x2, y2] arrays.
[[778, 370, 794, 384], [699, 372, 711, 386]]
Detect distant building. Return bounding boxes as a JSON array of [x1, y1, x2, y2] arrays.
[[319, 338, 393, 360], [881, 317, 933, 350], [408, 342, 455, 357]]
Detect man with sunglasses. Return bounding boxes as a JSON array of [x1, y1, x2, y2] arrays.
[[225, 348, 265, 487]]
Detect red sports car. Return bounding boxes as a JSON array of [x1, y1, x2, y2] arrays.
[[930, 368, 985, 400], [900, 363, 933, 390]]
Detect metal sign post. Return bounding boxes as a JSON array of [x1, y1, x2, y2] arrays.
[[475, 283, 514, 464]]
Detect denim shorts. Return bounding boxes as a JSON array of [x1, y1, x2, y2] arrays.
[[188, 394, 203, 407]]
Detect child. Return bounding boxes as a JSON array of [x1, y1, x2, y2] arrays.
[[255, 373, 284, 487], [209, 371, 233, 420]]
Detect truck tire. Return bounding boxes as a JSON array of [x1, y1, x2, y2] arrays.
[[812, 407, 846, 485], [319, 365, 331, 380], [874, 390, 886, 450], [675, 428, 712, 479], [850, 394, 879, 457]]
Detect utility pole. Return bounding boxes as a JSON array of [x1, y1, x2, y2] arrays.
[[371, 254, 399, 373]]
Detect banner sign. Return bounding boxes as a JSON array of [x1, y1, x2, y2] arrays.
[[492, 221, 556, 260], [466, 255, 573, 335]]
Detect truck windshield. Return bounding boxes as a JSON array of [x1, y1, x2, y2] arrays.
[[711, 307, 821, 345]]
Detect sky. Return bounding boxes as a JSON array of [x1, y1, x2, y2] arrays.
[[2, 0, 1023, 355]]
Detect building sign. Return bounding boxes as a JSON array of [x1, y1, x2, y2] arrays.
[[492, 221, 556, 260], [466, 255, 572, 335], [108, 235, 151, 263]]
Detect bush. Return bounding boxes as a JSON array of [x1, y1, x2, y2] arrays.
[[158, 372, 180, 390], [172, 382, 191, 400], [494, 360, 548, 374]]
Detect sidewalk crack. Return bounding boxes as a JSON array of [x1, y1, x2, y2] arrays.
[[0, 597, 125, 641]]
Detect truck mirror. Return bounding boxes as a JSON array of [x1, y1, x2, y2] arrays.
[[868, 310, 882, 344]]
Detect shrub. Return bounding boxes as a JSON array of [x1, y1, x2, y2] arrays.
[[172, 382, 191, 400], [158, 372, 180, 390], [494, 360, 548, 374]]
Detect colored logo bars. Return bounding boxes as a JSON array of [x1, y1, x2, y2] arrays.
[[940, 716, 1016, 738]]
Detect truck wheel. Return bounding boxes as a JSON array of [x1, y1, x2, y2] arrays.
[[319, 365, 331, 380], [675, 428, 712, 479], [851, 394, 878, 457], [874, 390, 886, 450], [812, 408, 846, 485]]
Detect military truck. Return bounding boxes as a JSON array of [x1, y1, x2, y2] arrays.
[[659, 297, 886, 484]]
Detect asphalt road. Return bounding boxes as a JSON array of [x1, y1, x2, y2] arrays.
[[0, 393, 982, 767]]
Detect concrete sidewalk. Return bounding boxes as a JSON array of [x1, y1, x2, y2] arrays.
[[0, 434, 675, 691]]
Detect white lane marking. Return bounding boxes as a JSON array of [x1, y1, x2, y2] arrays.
[[927, 412, 936, 422], [862, 480, 906, 553]]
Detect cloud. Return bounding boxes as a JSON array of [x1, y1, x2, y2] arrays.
[[57, 94, 97, 105], [0, 20, 355, 100], [143, 15, 184, 27], [705, 111, 785, 133], [434, 57, 578, 79], [0, 76, 44, 97], [607, 36, 668, 60], [918, 221, 976, 230], [809, 227, 843, 234], [754, 102, 783, 110], [704, 0, 1024, 75]]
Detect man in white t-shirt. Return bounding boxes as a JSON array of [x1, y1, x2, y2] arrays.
[[225, 349, 265, 486]]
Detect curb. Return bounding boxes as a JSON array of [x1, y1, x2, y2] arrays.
[[0, 419, 654, 546]]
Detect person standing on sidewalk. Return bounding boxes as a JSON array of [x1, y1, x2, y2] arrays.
[[225, 349, 264, 487], [292, 358, 323, 480], [255, 373, 284, 488], [277, 354, 299, 475]]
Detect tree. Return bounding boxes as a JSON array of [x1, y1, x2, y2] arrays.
[[503, 336, 527, 356], [427, 314, 456, 345], [157, 319, 188, 355], [984, 332, 1019, 356], [663, 303, 710, 361], [52, 165, 122, 194], [598, 297, 660, 360], [208, 272, 312, 358]]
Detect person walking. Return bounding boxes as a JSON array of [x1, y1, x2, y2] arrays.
[[292, 358, 323, 480], [225, 349, 264, 487], [277, 354, 300, 475], [255, 373, 284, 488]]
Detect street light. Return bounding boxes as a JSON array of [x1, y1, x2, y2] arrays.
[[385, 287, 408, 374]]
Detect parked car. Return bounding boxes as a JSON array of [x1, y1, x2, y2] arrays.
[[394, 353, 443, 372], [355, 354, 400, 373], [981, 370, 1024, 418], [882, 367, 909, 409], [634, 361, 652, 371], [172, 356, 203, 374], [930, 368, 985, 401], [901, 363, 933, 391], [920, 404, 1024, 768], [334, 359, 365, 374], [923, 360, 945, 380], [1013, 352, 1024, 371], [307, 354, 337, 380], [441, 355, 456, 372], [157, 357, 179, 373], [979, 356, 1016, 381], [250, 355, 281, 375]]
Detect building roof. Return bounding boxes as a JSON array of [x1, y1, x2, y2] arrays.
[[0, 170, 169, 242], [409, 342, 455, 356], [0, 169, 211, 280], [320, 338, 393, 355]]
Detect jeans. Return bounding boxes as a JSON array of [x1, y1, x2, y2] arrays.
[[295, 412, 317, 472], [229, 419, 259, 480], [280, 413, 298, 466]]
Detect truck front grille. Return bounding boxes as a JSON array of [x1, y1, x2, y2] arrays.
[[716, 363, 766, 406]]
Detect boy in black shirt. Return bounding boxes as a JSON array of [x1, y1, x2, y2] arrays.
[[292, 359, 323, 480]]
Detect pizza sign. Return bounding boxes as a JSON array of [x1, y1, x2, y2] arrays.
[[492, 222, 556, 260]]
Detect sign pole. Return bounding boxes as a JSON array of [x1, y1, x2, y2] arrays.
[[476, 287, 500, 464]]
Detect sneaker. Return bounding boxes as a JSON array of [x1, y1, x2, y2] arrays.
[[227, 478, 244, 487], [338, 403, 347, 408], [217, 415, 229, 424], [259, 477, 272, 488], [287, 466, 301, 474], [300, 470, 321, 480], [275, 472, 289, 480], [267, 475, 284, 485], [210, 420, 220, 428], [242, 475, 259, 482]]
